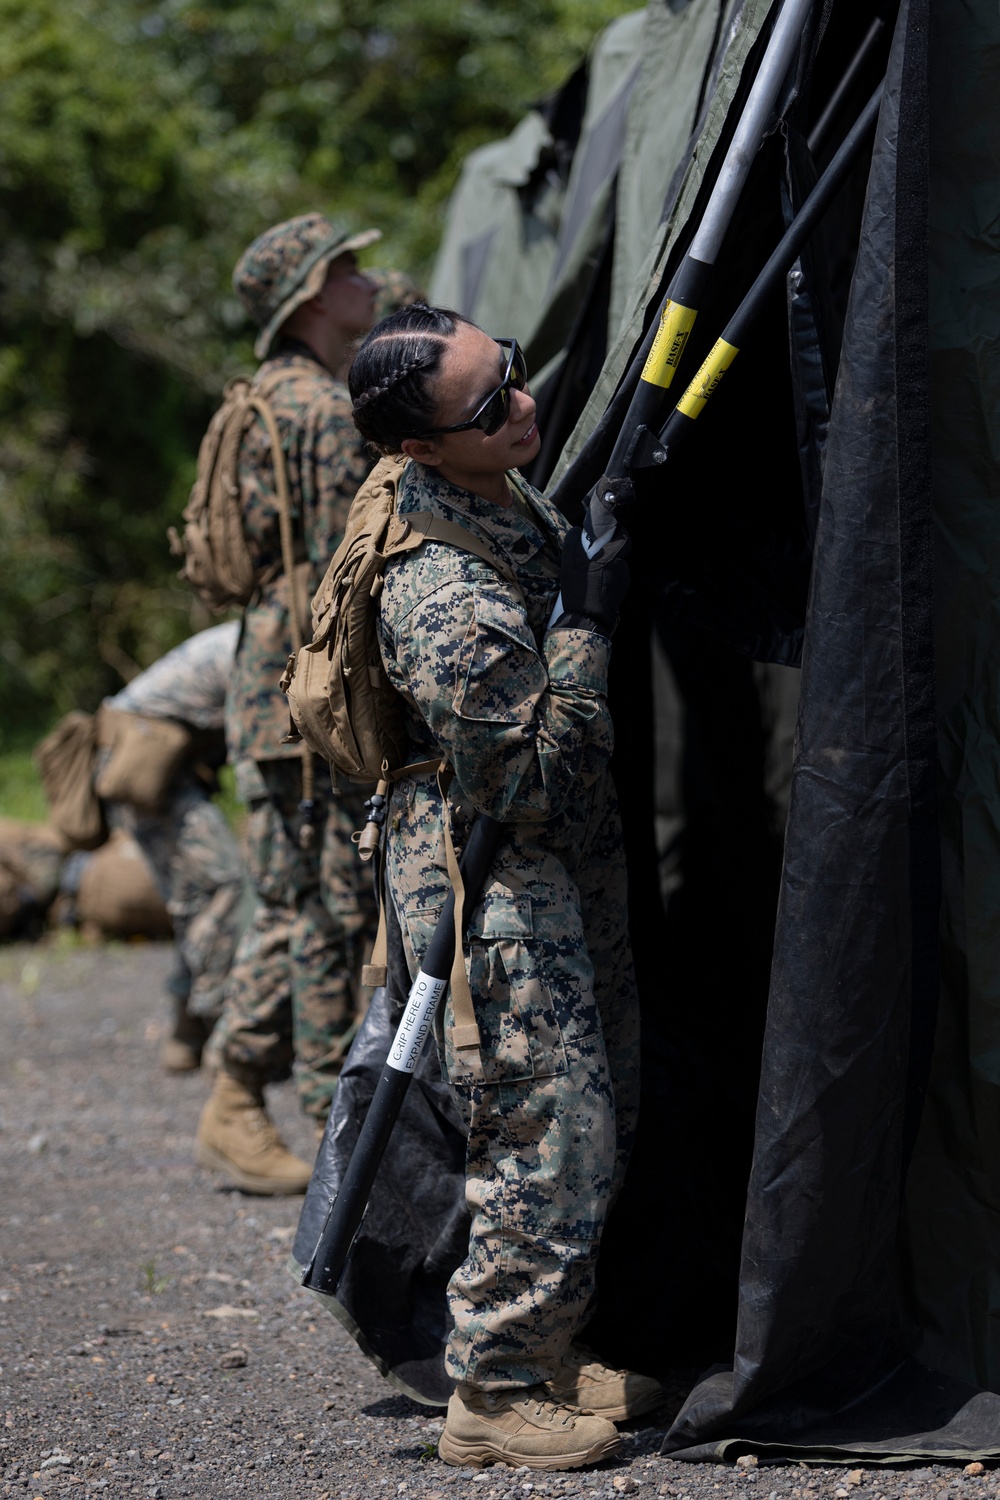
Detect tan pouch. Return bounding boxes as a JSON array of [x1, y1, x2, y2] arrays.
[[34, 711, 106, 850], [94, 707, 193, 815]]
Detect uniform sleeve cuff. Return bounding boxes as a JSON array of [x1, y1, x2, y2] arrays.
[[542, 628, 612, 695]]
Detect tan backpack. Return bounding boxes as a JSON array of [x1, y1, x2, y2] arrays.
[[284, 456, 522, 1015], [168, 368, 301, 613], [170, 366, 318, 844], [282, 455, 519, 785]]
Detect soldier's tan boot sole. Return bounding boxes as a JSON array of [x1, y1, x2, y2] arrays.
[[163, 1037, 202, 1073], [194, 1140, 311, 1196], [437, 1387, 621, 1471], [437, 1427, 620, 1471]]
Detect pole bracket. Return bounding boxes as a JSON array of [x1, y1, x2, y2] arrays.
[[624, 423, 669, 473]]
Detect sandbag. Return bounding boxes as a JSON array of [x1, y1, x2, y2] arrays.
[[76, 830, 173, 939], [95, 706, 193, 815], [34, 712, 106, 850]]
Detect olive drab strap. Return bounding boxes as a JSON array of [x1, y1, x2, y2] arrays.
[[361, 903, 389, 991], [437, 763, 481, 1058], [354, 753, 482, 1055], [249, 389, 316, 850]]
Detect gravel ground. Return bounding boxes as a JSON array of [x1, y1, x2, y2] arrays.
[[0, 941, 994, 1500]]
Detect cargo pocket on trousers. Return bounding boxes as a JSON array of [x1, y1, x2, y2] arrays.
[[444, 890, 569, 1088]]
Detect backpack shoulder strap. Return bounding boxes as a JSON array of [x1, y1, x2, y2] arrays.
[[245, 393, 301, 644], [245, 378, 316, 845], [383, 511, 520, 591]]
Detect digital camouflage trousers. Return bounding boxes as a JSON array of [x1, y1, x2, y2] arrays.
[[211, 759, 379, 1122], [387, 769, 641, 1390], [109, 781, 245, 1021]]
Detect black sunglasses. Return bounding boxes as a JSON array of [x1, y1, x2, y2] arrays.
[[420, 338, 527, 438]]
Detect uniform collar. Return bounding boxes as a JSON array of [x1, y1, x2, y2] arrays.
[[398, 463, 560, 563], [268, 335, 330, 370]]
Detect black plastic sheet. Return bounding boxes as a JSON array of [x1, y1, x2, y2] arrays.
[[292, 894, 467, 1405]]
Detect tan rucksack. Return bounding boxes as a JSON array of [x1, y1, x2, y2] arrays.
[[284, 456, 523, 1013], [282, 455, 519, 785], [170, 365, 318, 844], [168, 368, 301, 613]]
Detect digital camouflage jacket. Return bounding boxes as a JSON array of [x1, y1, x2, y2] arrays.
[[226, 343, 374, 773], [377, 461, 614, 830]]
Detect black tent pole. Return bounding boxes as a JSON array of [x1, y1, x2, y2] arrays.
[[549, 5, 881, 514], [807, 16, 886, 155], [604, 0, 817, 473], [300, 0, 828, 1303], [654, 79, 885, 460]]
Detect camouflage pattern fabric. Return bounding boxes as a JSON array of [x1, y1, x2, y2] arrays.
[[225, 345, 375, 774], [209, 760, 377, 1121], [232, 212, 381, 360], [108, 781, 244, 1019], [105, 621, 238, 729], [378, 462, 640, 1389]]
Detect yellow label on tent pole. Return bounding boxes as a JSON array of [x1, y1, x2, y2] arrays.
[[675, 339, 740, 419], [641, 301, 699, 389]]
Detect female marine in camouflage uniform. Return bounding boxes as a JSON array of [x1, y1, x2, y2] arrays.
[[349, 306, 659, 1471]]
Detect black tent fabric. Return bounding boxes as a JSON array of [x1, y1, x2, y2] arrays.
[[897, 0, 1000, 1397], [664, 0, 1000, 1459]]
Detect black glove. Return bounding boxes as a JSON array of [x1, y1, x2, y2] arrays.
[[585, 473, 636, 530], [551, 522, 631, 637]]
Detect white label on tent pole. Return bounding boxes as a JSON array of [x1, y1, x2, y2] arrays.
[[386, 971, 447, 1074]]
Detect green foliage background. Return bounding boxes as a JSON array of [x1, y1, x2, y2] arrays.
[[0, 0, 633, 747]]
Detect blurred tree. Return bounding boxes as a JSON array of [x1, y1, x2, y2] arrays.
[[0, 0, 634, 743]]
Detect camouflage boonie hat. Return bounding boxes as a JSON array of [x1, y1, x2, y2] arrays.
[[234, 212, 382, 359]]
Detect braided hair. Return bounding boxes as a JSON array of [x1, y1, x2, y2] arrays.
[[349, 304, 474, 453]]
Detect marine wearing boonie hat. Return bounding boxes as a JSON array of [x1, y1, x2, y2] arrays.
[[233, 212, 382, 360], [195, 209, 381, 1194]]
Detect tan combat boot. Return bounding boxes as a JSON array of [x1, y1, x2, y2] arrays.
[[195, 1070, 312, 1195], [545, 1345, 666, 1423], [437, 1384, 620, 1471]]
